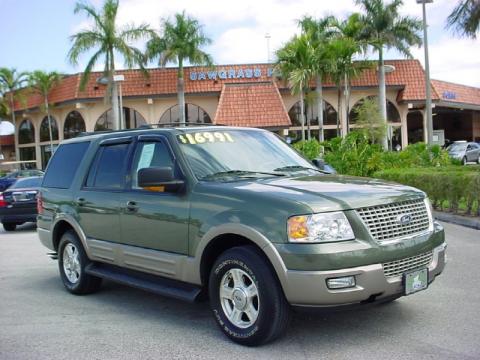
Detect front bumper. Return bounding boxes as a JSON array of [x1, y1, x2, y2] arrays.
[[282, 242, 446, 306]]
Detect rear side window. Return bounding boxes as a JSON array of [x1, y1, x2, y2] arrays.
[[86, 143, 130, 189], [43, 142, 90, 189]]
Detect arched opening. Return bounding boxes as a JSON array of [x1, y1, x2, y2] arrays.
[[407, 111, 424, 144], [40, 116, 59, 142], [18, 119, 35, 144], [159, 103, 212, 124], [64, 111, 86, 139], [95, 107, 147, 131], [349, 96, 401, 124], [288, 100, 337, 127]]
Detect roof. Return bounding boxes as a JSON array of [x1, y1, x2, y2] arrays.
[[11, 60, 480, 111], [214, 82, 291, 127]]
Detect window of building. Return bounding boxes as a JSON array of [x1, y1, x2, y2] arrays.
[[159, 104, 212, 124], [288, 100, 337, 127], [42, 142, 90, 188], [86, 143, 130, 189], [95, 107, 147, 131], [40, 116, 59, 142], [19, 147, 35, 163], [18, 119, 35, 144], [64, 111, 86, 139], [349, 96, 401, 124]]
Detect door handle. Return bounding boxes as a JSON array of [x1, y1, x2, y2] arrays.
[[76, 197, 86, 206], [126, 201, 138, 212]]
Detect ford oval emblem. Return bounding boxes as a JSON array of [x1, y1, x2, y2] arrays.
[[397, 214, 412, 225]]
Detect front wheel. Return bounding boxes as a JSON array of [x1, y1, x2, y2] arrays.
[[462, 156, 468, 165], [58, 231, 102, 295], [209, 246, 290, 346]]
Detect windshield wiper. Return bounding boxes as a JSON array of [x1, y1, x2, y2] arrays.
[[201, 170, 285, 180], [274, 165, 327, 174]]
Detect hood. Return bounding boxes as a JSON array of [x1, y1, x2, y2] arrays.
[[216, 174, 424, 212]]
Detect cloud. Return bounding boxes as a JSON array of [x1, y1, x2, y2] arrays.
[[411, 37, 480, 87]]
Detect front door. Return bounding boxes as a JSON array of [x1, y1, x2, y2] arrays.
[[119, 135, 189, 254]]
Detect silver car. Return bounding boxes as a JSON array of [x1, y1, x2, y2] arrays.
[[447, 141, 480, 165]]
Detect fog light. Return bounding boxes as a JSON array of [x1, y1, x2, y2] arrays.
[[326, 276, 356, 289]]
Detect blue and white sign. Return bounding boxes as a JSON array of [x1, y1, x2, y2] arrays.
[[442, 91, 457, 100], [190, 67, 274, 81]]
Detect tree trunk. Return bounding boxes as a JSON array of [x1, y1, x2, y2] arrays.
[[316, 75, 324, 143], [344, 72, 350, 134], [378, 48, 388, 150], [336, 85, 341, 137], [111, 79, 120, 131], [45, 97, 54, 161], [178, 58, 186, 127], [300, 90, 305, 142]]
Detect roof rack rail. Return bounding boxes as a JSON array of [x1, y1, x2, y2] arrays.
[[76, 128, 139, 137], [139, 122, 220, 129]]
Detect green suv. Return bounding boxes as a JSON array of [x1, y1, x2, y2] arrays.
[[38, 126, 446, 346]]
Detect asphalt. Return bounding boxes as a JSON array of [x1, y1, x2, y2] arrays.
[[0, 222, 479, 359]]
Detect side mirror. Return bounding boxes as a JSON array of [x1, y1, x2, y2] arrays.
[[312, 158, 325, 169], [137, 167, 184, 193]]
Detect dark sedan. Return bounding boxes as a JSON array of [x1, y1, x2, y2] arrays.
[[0, 176, 43, 231], [0, 169, 44, 192]]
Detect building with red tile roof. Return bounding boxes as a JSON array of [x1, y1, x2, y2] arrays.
[[7, 59, 480, 169]]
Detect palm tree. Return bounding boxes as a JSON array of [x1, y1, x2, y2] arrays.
[[328, 14, 369, 136], [28, 71, 62, 155], [0, 68, 29, 157], [68, 0, 153, 130], [447, 0, 480, 38], [276, 34, 316, 141], [146, 11, 213, 127], [356, 0, 422, 150], [298, 16, 336, 142]]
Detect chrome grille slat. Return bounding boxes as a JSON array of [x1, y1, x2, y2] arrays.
[[383, 251, 434, 278], [356, 199, 430, 244]]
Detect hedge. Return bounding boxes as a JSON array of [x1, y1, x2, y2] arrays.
[[373, 167, 480, 216]]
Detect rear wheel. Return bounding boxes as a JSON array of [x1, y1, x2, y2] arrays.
[[462, 156, 468, 165], [2, 222, 16, 231], [209, 246, 290, 346], [58, 231, 102, 295]]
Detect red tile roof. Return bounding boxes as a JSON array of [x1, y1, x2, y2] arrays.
[[214, 82, 291, 127], [431, 79, 480, 106], [11, 60, 480, 111]]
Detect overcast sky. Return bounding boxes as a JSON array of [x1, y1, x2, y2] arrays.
[[0, 0, 479, 86]]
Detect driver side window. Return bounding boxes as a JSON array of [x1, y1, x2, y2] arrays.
[[131, 141, 174, 189]]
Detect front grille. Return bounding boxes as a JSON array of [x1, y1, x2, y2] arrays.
[[383, 251, 434, 278], [356, 199, 431, 244]]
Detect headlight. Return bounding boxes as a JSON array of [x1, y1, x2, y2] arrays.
[[287, 212, 355, 243]]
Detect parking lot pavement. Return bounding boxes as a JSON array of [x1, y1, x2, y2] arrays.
[[0, 222, 479, 360]]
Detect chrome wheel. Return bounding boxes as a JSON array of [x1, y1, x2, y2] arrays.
[[63, 243, 81, 284], [220, 268, 260, 328]]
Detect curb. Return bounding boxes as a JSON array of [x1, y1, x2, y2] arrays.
[[433, 211, 480, 230]]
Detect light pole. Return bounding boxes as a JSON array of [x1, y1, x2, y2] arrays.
[[113, 74, 125, 129], [417, 0, 434, 145], [265, 33, 271, 63]]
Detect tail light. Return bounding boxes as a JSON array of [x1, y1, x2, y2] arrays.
[[37, 192, 44, 214], [0, 193, 7, 208]]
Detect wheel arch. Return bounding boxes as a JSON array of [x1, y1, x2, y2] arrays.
[[51, 215, 89, 255], [194, 224, 288, 291]]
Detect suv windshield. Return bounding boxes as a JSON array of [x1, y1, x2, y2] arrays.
[[176, 129, 319, 180]]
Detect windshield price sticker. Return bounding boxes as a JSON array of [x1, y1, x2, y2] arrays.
[[177, 132, 234, 145]]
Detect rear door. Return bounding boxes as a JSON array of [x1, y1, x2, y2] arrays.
[[119, 134, 190, 254], [75, 137, 133, 242]]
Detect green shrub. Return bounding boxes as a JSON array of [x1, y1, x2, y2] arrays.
[[293, 139, 321, 160], [373, 167, 480, 216]]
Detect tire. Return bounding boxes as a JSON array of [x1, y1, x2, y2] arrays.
[[462, 156, 467, 165], [2, 222, 16, 231], [208, 246, 290, 346], [477, 157, 480, 165], [58, 230, 102, 295]]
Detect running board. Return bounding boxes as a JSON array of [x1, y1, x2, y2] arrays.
[[85, 263, 202, 303]]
